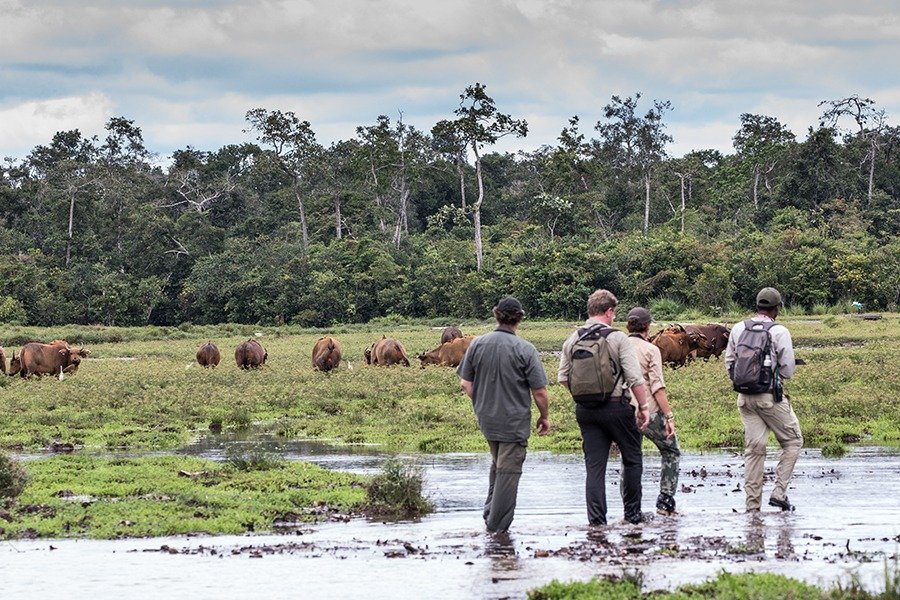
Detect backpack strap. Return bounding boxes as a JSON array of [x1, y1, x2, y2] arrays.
[[576, 323, 617, 341], [572, 324, 624, 405]]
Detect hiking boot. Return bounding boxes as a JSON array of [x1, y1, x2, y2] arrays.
[[656, 493, 676, 515], [768, 496, 795, 511]]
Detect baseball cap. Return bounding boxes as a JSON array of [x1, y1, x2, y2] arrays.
[[756, 287, 783, 308], [626, 306, 652, 325], [494, 296, 525, 315]]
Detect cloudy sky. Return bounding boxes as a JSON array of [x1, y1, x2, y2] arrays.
[[2, 0, 899, 163]]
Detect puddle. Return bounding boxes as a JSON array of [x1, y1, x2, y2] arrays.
[[2, 446, 898, 599]]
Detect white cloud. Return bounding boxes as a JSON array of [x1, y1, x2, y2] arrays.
[[0, 93, 114, 159]]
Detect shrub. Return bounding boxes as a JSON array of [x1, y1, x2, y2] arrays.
[[364, 459, 433, 519], [648, 297, 686, 321], [224, 442, 284, 471], [0, 451, 28, 499]]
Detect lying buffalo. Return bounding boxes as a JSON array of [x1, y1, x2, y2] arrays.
[[13, 340, 86, 378], [365, 336, 410, 367], [440, 326, 463, 344], [196, 341, 221, 368], [651, 325, 711, 368], [235, 339, 267, 369], [418, 335, 476, 368], [312, 336, 342, 372]]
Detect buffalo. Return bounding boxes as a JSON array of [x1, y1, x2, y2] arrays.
[[683, 323, 730, 360], [235, 339, 267, 369], [14, 341, 85, 378], [312, 336, 342, 372], [365, 336, 410, 367], [440, 326, 464, 344], [8, 350, 21, 376], [417, 335, 476, 368], [651, 325, 711, 368], [196, 341, 221, 368], [0, 346, 6, 375]]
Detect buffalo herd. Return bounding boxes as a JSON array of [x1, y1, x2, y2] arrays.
[[0, 323, 730, 380]]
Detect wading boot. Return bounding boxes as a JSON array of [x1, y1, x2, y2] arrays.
[[768, 495, 795, 512], [656, 493, 676, 516]]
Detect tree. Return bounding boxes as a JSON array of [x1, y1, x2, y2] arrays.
[[732, 114, 796, 209], [819, 95, 888, 206], [432, 83, 527, 270], [245, 108, 322, 249], [595, 94, 673, 235]]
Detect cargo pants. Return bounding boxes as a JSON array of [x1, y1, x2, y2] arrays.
[[738, 392, 803, 511], [483, 440, 527, 533], [643, 411, 681, 497]]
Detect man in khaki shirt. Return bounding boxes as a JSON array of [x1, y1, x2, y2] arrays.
[[625, 307, 681, 516]]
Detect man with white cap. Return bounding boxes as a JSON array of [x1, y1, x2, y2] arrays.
[[725, 287, 802, 512]]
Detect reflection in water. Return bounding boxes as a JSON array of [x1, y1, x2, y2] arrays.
[[484, 532, 520, 575]]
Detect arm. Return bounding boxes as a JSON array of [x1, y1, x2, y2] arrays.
[[630, 382, 650, 429], [460, 378, 473, 400], [531, 386, 550, 435]]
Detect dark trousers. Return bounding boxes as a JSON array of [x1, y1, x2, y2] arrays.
[[483, 440, 527, 533], [576, 399, 643, 525]]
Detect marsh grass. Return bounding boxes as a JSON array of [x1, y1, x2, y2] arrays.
[[364, 458, 434, 518], [0, 450, 28, 499], [1, 316, 898, 454], [2, 455, 366, 539]]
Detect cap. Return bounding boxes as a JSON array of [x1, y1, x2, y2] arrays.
[[626, 306, 652, 325], [494, 296, 525, 315], [756, 287, 783, 308]]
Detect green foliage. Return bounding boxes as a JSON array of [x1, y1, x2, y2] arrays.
[[364, 458, 434, 518], [0, 451, 28, 499]]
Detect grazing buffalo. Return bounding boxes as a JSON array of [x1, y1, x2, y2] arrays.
[[312, 336, 342, 372], [8, 350, 21, 376], [196, 341, 221, 368], [440, 326, 464, 344], [365, 336, 410, 367], [235, 339, 267, 369], [0, 346, 6, 375], [684, 324, 730, 360], [417, 335, 476, 368], [15, 341, 84, 378], [652, 325, 711, 368]]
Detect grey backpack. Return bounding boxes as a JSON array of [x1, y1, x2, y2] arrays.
[[568, 325, 622, 407], [729, 320, 776, 394]]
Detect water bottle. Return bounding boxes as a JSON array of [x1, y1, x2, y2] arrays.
[[763, 355, 771, 368]]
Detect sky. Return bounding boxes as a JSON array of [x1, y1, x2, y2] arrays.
[[2, 0, 899, 164]]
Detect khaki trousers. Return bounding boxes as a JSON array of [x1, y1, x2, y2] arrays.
[[738, 393, 804, 511]]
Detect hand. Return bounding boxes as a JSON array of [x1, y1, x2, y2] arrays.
[[665, 418, 676, 439], [636, 407, 650, 430], [535, 416, 550, 436]]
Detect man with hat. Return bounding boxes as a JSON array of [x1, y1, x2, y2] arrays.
[[625, 306, 681, 516], [458, 296, 550, 533], [558, 289, 650, 526], [725, 287, 802, 512]]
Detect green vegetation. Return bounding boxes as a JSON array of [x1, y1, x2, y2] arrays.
[[0, 454, 367, 539], [0, 450, 28, 499], [363, 458, 434, 518], [528, 565, 900, 599]]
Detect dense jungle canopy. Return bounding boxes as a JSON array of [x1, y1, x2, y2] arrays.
[[1, 89, 898, 327]]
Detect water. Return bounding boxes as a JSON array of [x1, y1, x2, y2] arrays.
[[2, 445, 898, 599]]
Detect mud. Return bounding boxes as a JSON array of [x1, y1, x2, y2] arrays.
[[2, 446, 898, 599]]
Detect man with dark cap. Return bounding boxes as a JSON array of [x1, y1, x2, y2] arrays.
[[725, 287, 802, 512], [558, 289, 650, 526], [457, 296, 550, 533], [626, 306, 681, 516]]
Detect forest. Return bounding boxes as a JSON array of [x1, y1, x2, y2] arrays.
[[1, 86, 898, 327]]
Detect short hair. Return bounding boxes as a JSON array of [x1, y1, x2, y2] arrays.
[[626, 318, 650, 334], [587, 289, 618, 317], [493, 306, 524, 326]]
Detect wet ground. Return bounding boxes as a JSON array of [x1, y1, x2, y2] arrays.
[[2, 445, 898, 599]]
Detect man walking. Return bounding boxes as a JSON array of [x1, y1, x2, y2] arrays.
[[625, 306, 681, 516], [558, 289, 650, 526], [725, 287, 802, 512], [458, 296, 550, 533]]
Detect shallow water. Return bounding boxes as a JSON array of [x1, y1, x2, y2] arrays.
[[2, 445, 898, 599]]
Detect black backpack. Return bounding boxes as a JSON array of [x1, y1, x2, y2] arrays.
[[729, 320, 776, 394], [568, 324, 623, 407]]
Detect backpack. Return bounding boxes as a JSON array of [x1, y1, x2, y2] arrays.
[[568, 324, 623, 407], [728, 319, 776, 394]]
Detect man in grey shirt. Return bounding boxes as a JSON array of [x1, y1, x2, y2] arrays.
[[458, 296, 550, 533]]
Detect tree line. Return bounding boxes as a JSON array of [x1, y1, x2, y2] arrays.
[[1, 86, 898, 327]]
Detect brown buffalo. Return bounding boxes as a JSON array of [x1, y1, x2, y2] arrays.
[[684, 323, 730, 360], [196, 341, 221, 368], [312, 336, 342, 372], [417, 335, 476, 368], [48, 340, 90, 374], [15, 341, 83, 378], [8, 350, 21, 376], [651, 325, 711, 368], [235, 338, 267, 369], [0, 346, 6, 375], [440, 326, 463, 344], [365, 336, 410, 367]]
